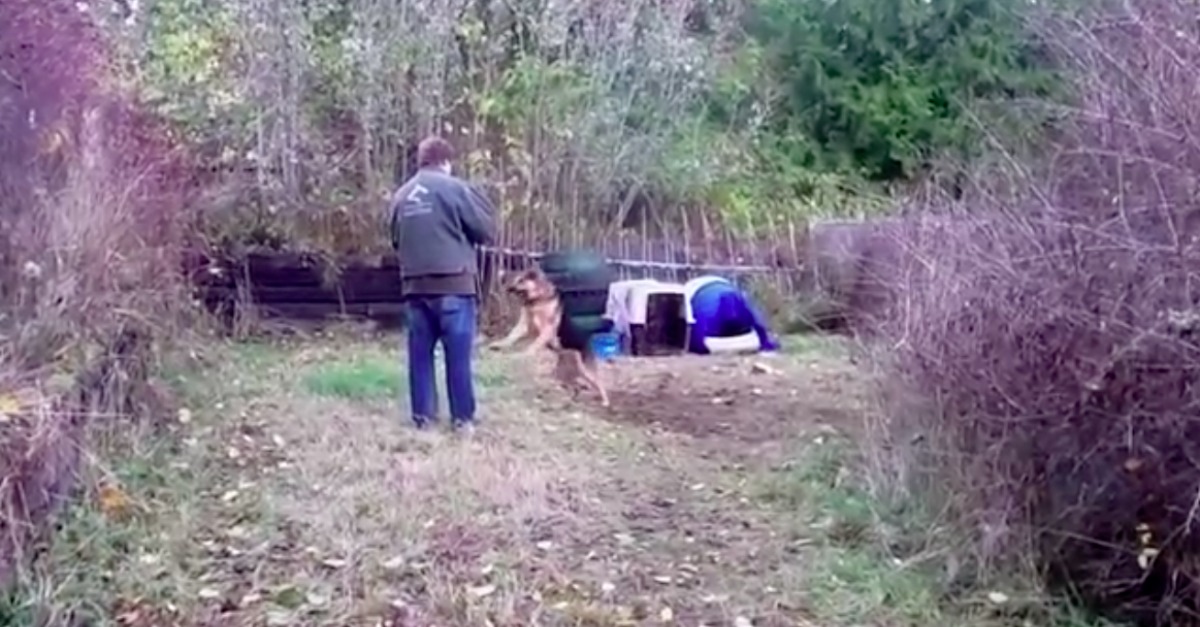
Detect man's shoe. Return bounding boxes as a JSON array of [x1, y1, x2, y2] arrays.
[[452, 421, 476, 438], [413, 416, 437, 430]]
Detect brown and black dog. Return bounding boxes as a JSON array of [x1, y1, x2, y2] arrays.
[[488, 268, 610, 407]]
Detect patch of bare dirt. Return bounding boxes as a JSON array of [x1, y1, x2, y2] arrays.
[[598, 351, 864, 451]]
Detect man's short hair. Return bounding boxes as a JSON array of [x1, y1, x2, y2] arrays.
[[416, 135, 455, 168]]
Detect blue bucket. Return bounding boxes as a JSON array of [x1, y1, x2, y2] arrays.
[[590, 331, 620, 361]]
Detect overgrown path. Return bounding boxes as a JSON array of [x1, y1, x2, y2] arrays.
[[14, 333, 944, 627]]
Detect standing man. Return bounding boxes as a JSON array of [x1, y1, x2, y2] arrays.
[[389, 136, 496, 435]]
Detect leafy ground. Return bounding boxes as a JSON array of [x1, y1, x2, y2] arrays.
[[3, 331, 1100, 627]]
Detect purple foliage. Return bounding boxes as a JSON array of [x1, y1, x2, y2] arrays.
[[872, 1, 1200, 623], [1, 0, 195, 309], [0, 0, 194, 590], [0, 0, 101, 196]]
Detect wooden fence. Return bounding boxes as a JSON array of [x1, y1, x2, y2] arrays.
[[190, 229, 809, 333]]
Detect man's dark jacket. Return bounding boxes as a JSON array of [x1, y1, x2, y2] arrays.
[[389, 167, 497, 296]]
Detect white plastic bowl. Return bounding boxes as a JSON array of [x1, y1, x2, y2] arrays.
[[703, 331, 761, 354]]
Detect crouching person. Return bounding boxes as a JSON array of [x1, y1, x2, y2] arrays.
[[388, 136, 497, 435]]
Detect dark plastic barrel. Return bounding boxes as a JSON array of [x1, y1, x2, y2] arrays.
[[538, 250, 614, 319]]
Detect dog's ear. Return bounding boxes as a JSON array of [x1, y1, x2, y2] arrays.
[[504, 269, 529, 287], [517, 267, 544, 282]]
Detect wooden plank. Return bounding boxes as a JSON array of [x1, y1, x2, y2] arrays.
[[477, 245, 776, 273], [206, 285, 402, 304], [256, 301, 407, 320]]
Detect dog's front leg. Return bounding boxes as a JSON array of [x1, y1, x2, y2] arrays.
[[489, 309, 530, 351], [521, 318, 558, 354]]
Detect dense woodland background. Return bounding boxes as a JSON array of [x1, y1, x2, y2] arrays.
[[120, 0, 1062, 251]]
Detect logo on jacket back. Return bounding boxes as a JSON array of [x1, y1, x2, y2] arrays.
[[402, 183, 433, 217]]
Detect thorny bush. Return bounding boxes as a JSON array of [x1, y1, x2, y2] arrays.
[[868, 1, 1200, 624], [0, 0, 193, 589], [1, 0, 194, 370]]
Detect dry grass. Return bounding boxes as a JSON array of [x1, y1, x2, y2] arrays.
[[1, 0, 196, 600], [0, 332, 1117, 627]]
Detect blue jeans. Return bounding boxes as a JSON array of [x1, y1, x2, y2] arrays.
[[404, 295, 478, 428]]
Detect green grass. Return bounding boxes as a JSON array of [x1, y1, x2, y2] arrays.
[[0, 423, 253, 626], [778, 332, 849, 358], [753, 435, 945, 625], [808, 547, 944, 625], [300, 352, 510, 401], [0, 339, 291, 626], [301, 356, 404, 400], [754, 434, 1125, 627]]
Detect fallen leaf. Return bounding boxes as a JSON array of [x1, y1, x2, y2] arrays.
[[220, 490, 239, 503], [659, 606, 674, 622], [751, 361, 779, 375], [320, 558, 347, 569], [305, 592, 328, 607], [177, 408, 192, 424], [240, 592, 262, 606], [653, 575, 673, 585], [382, 556, 405, 570], [98, 484, 133, 519], [198, 587, 221, 600], [987, 591, 1009, 604], [0, 393, 21, 414], [536, 540, 553, 551], [272, 585, 305, 610], [734, 617, 753, 627], [601, 582, 615, 594], [469, 584, 497, 598]]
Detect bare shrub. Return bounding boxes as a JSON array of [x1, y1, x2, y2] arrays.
[[0, 0, 193, 588], [866, 0, 1200, 623], [121, 0, 739, 253]]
